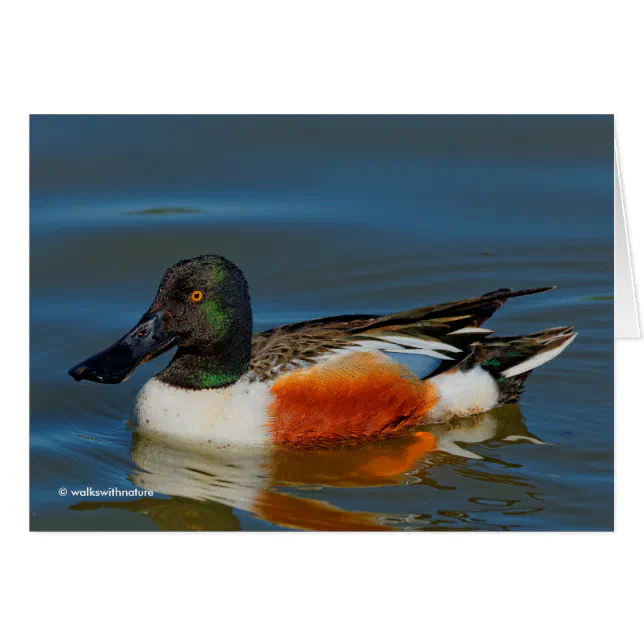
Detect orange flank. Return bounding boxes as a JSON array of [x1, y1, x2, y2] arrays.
[[268, 352, 439, 446]]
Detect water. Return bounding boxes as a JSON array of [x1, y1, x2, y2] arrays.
[[30, 115, 614, 531]]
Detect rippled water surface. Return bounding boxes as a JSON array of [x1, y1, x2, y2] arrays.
[[30, 116, 614, 530]]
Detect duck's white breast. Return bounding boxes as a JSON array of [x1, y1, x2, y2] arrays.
[[133, 376, 273, 445]]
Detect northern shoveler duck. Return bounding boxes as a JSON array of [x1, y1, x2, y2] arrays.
[[69, 255, 577, 447]]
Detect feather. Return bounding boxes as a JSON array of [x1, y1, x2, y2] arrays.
[[382, 348, 455, 360], [364, 333, 461, 353], [501, 333, 578, 378], [249, 285, 559, 381], [447, 326, 494, 335]]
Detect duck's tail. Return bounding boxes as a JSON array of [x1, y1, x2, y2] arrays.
[[424, 325, 577, 423], [470, 326, 578, 404]]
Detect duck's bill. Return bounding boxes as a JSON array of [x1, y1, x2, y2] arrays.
[[68, 310, 177, 384]]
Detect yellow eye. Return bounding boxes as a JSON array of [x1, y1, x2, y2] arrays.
[[190, 290, 203, 302]]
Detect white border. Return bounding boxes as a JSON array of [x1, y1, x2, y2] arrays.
[[4, 2, 643, 642], [615, 136, 640, 337]]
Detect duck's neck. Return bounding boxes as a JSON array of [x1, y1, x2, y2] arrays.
[[158, 333, 251, 390]]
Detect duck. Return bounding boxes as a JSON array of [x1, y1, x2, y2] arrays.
[[69, 254, 577, 447]]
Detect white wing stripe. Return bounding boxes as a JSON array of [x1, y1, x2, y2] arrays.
[[447, 326, 493, 335], [501, 333, 577, 378], [318, 338, 459, 364], [382, 348, 454, 360], [350, 340, 405, 352], [367, 334, 461, 353]]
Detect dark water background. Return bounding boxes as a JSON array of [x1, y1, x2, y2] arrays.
[[30, 115, 614, 531]]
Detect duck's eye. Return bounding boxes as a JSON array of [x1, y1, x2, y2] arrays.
[[190, 290, 203, 302]]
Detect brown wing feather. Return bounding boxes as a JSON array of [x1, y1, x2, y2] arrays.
[[250, 286, 556, 380], [349, 286, 555, 334], [250, 327, 353, 380]]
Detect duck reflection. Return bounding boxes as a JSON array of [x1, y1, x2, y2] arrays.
[[70, 404, 546, 531]]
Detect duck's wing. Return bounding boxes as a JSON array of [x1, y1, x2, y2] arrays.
[[250, 286, 555, 381]]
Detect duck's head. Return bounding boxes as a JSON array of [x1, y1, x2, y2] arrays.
[[69, 255, 251, 384]]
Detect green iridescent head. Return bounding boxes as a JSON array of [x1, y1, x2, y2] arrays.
[[152, 255, 252, 352], [68, 255, 253, 389]]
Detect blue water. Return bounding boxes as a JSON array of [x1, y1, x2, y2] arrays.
[[30, 115, 614, 531]]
